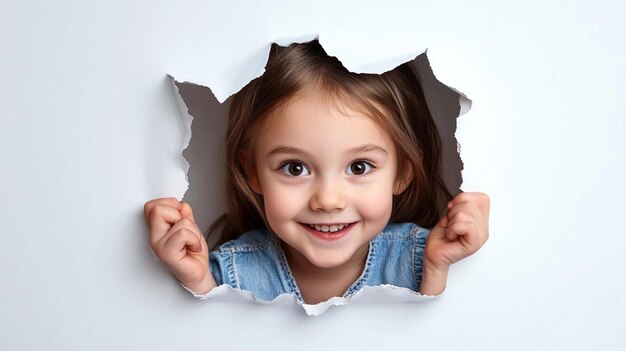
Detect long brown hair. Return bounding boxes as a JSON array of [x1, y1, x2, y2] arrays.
[[207, 39, 451, 249]]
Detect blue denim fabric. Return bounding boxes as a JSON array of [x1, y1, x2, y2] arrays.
[[209, 222, 429, 302]]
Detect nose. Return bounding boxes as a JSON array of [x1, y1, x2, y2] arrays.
[[309, 178, 347, 212]]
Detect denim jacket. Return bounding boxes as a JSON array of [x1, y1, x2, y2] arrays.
[[205, 222, 429, 303]]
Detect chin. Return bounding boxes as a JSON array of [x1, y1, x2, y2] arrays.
[[304, 250, 353, 269]]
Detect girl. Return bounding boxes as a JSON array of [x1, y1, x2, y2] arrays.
[[144, 40, 489, 305]]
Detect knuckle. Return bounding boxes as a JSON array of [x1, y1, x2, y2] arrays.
[[158, 250, 175, 265], [459, 192, 474, 202], [459, 213, 473, 223], [149, 207, 163, 222], [450, 207, 468, 219], [176, 227, 194, 236], [146, 198, 170, 208], [178, 217, 195, 228]]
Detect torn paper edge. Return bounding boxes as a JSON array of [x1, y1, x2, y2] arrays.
[[168, 33, 471, 106], [420, 49, 473, 117], [167, 38, 469, 316], [170, 74, 194, 188], [187, 284, 440, 317]]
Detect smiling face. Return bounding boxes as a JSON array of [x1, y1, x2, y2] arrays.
[[250, 84, 409, 270]]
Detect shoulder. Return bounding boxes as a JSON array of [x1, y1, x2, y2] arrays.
[[215, 229, 278, 253], [209, 228, 279, 286], [357, 222, 430, 292], [373, 222, 430, 244], [208, 229, 296, 301]]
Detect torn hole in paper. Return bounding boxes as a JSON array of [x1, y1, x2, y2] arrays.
[[172, 41, 469, 316]]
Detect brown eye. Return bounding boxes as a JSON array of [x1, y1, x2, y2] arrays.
[[289, 163, 303, 175], [348, 161, 372, 176], [280, 162, 310, 176]]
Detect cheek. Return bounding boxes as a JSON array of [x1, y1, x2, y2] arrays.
[[354, 182, 394, 219], [261, 183, 304, 223]]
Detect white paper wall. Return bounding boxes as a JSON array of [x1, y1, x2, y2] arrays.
[[1, 1, 624, 349]]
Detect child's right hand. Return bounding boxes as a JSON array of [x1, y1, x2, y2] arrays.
[[144, 198, 216, 294]]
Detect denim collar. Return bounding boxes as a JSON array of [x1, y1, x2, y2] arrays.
[[272, 233, 375, 304]]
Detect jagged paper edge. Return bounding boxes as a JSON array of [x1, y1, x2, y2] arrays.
[[169, 75, 194, 188], [167, 39, 470, 317], [190, 284, 439, 317]]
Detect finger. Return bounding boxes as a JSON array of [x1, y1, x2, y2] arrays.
[[162, 228, 203, 263], [447, 210, 475, 226], [429, 215, 449, 238], [159, 217, 204, 251], [447, 201, 480, 222], [144, 197, 182, 223], [144, 197, 182, 224], [445, 228, 458, 241], [447, 221, 483, 252], [444, 217, 469, 240], [180, 202, 196, 222], [148, 204, 183, 245], [446, 208, 489, 251], [447, 220, 473, 236], [447, 201, 489, 242], [447, 192, 490, 214]]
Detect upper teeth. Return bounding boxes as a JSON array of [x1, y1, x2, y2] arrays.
[[309, 224, 348, 233]]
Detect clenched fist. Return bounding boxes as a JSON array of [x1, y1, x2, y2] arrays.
[[144, 198, 216, 294], [419, 192, 490, 295]]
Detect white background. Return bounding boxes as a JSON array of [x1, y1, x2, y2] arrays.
[[1, 1, 624, 349]]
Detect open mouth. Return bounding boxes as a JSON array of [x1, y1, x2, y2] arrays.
[[299, 222, 355, 241], [306, 223, 352, 233]]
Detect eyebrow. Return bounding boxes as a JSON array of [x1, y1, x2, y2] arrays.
[[266, 144, 388, 158], [349, 144, 388, 155], [266, 146, 311, 158]]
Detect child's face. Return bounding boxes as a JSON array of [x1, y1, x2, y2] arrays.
[[251, 85, 405, 269]]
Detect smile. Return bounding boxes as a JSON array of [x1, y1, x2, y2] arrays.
[[307, 223, 351, 233], [299, 222, 355, 241]]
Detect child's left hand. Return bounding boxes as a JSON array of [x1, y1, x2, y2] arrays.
[[420, 192, 489, 295], [425, 192, 490, 270]]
